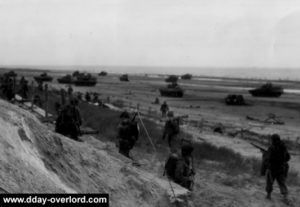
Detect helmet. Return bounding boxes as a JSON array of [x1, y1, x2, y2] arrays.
[[120, 111, 130, 119]]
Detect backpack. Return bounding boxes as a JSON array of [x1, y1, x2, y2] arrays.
[[164, 153, 179, 179]]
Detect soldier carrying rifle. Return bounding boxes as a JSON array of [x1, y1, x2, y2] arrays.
[[252, 134, 291, 201]]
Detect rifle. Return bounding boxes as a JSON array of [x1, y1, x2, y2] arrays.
[[251, 142, 267, 153], [131, 112, 138, 122]]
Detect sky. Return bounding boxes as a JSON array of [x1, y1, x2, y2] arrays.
[[1, 0, 300, 73]]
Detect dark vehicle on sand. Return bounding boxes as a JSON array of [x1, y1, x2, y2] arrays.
[[98, 71, 108, 76], [57, 75, 73, 84], [120, 74, 129, 82], [34, 72, 53, 82], [181, 74, 192, 80], [159, 83, 184, 97], [225, 94, 245, 105], [249, 82, 283, 97], [73, 73, 97, 86]]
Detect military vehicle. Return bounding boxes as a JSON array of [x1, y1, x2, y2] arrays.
[[73, 73, 97, 86], [181, 73, 192, 80], [120, 74, 129, 81], [34, 72, 53, 82], [165, 75, 178, 83], [159, 83, 184, 97], [57, 74, 73, 84], [249, 82, 283, 97], [225, 94, 245, 105], [98, 71, 108, 76]]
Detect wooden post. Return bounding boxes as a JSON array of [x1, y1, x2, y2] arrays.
[[45, 84, 48, 119], [148, 106, 152, 115], [137, 103, 140, 111]]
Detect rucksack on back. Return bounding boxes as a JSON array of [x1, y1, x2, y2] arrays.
[[164, 153, 179, 179]]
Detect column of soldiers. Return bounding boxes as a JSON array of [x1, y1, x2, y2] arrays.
[[48, 86, 294, 201]]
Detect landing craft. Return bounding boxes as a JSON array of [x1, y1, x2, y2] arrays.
[[249, 82, 283, 97], [34, 72, 53, 82]]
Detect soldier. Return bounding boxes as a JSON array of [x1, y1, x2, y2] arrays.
[[85, 92, 91, 102], [165, 144, 195, 190], [162, 111, 180, 147], [20, 80, 29, 99], [55, 98, 82, 141], [67, 85, 73, 97], [5, 78, 15, 101], [160, 101, 169, 118], [117, 111, 139, 158], [265, 134, 290, 200]]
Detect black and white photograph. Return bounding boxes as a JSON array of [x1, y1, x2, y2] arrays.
[[0, 1, 299, 206]]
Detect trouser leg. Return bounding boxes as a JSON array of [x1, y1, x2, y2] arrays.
[[276, 174, 288, 196], [266, 170, 274, 195]]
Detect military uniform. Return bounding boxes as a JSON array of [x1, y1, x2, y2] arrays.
[[117, 112, 139, 158], [162, 117, 180, 147], [160, 102, 169, 118], [55, 101, 82, 140], [172, 144, 194, 190], [265, 134, 290, 199]]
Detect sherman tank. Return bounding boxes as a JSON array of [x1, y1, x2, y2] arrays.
[[159, 83, 184, 97], [120, 74, 129, 81], [73, 73, 97, 86], [34, 72, 53, 82], [249, 82, 283, 97], [57, 74, 73, 84]]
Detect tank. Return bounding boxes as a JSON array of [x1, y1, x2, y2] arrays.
[[120, 74, 129, 81], [159, 83, 184, 97], [249, 82, 283, 97], [57, 74, 73, 84], [34, 72, 53, 82], [73, 73, 97, 86]]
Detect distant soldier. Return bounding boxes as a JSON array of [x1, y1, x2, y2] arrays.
[[265, 134, 290, 200], [164, 144, 195, 190], [93, 93, 99, 103], [162, 111, 180, 147], [117, 111, 139, 158], [20, 80, 29, 99], [55, 98, 82, 141], [5, 78, 15, 101], [67, 85, 73, 96], [160, 101, 169, 118], [85, 92, 91, 102]]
